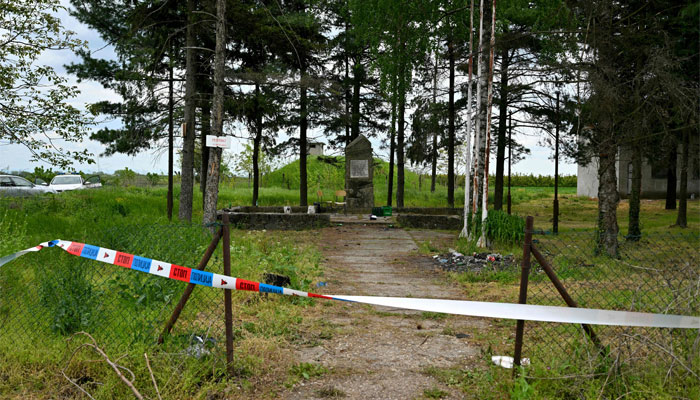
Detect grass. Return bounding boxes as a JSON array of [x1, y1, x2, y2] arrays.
[[0, 182, 698, 399], [0, 189, 330, 399]]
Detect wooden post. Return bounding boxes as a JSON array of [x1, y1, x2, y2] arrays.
[[158, 227, 223, 344], [223, 213, 234, 375], [513, 216, 533, 373]]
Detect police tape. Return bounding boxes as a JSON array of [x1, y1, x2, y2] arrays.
[[1, 240, 699, 329]]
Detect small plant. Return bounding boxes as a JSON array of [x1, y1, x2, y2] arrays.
[[423, 386, 449, 399], [511, 367, 535, 400], [290, 362, 327, 380], [316, 386, 346, 398]]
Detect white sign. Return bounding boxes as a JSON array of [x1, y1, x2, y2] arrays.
[[205, 135, 231, 149]]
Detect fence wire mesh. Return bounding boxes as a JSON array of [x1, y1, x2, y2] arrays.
[[522, 230, 700, 388], [0, 224, 230, 365], [1, 219, 698, 395]]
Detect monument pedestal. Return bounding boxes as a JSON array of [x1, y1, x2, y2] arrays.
[[345, 135, 374, 210]]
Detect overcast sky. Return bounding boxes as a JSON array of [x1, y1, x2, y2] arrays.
[[0, 1, 577, 177]]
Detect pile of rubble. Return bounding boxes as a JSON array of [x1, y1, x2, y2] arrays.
[[433, 249, 517, 273]]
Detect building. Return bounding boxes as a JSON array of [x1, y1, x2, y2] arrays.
[[577, 139, 700, 199], [307, 142, 324, 156]]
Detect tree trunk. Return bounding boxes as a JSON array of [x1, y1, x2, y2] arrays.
[[431, 131, 437, 192], [471, 0, 488, 225], [344, 18, 351, 146], [478, 0, 496, 248], [252, 84, 262, 207], [431, 56, 438, 193], [387, 95, 396, 206], [676, 128, 689, 227], [665, 143, 677, 210], [397, 84, 405, 208], [627, 142, 642, 239], [350, 61, 362, 141], [200, 99, 211, 197], [300, 69, 308, 207], [447, 39, 456, 208], [596, 138, 619, 257], [202, 0, 226, 226], [494, 46, 509, 211], [178, 0, 197, 222], [167, 59, 174, 221]]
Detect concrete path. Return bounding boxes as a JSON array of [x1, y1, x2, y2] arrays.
[[283, 225, 485, 399]]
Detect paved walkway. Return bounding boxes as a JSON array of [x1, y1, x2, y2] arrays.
[[283, 225, 485, 399]]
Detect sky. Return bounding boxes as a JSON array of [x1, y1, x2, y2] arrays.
[[0, 1, 578, 177]]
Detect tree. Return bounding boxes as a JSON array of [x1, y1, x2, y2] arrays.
[[569, 0, 698, 254], [233, 144, 272, 184], [68, 0, 186, 220], [1, 0, 92, 168], [352, 0, 436, 208], [203, 0, 226, 226]]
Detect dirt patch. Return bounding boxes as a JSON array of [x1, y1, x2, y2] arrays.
[[281, 225, 490, 399]]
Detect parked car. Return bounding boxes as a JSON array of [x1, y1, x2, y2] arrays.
[[49, 174, 102, 193], [0, 175, 57, 197]]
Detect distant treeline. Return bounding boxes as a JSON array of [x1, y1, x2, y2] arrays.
[[432, 173, 577, 188]]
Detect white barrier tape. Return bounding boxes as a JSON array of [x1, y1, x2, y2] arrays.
[[1, 240, 698, 329], [330, 296, 700, 329]]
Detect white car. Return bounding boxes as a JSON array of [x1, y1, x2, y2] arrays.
[[0, 175, 57, 197], [49, 174, 102, 193]]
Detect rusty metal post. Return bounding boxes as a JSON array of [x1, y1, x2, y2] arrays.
[[530, 245, 603, 350], [513, 216, 533, 372], [158, 227, 223, 344], [223, 213, 234, 375]]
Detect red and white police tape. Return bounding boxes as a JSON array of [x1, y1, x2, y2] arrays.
[[1, 240, 698, 329]]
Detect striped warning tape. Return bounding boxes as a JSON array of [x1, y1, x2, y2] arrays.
[[1, 240, 699, 329]]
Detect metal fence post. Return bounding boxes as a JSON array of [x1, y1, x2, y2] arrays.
[[513, 215, 534, 373], [223, 213, 234, 375]]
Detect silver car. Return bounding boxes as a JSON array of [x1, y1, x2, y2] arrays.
[[0, 175, 57, 197]]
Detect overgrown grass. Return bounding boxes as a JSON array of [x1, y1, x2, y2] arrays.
[[0, 190, 328, 399]]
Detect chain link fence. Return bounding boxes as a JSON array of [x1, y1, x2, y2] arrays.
[[1, 219, 698, 395], [521, 230, 700, 392], [0, 224, 231, 362]]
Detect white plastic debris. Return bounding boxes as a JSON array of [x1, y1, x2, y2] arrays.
[[283, 206, 291, 214], [307, 205, 316, 214], [491, 355, 530, 369]]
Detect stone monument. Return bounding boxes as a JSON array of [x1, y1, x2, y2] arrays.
[[345, 134, 374, 209]]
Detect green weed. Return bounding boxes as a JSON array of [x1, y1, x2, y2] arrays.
[[423, 386, 449, 399]]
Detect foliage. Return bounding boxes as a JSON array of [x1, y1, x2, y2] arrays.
[[0, 0, 92, 168], [233, 143, 273, 177], [38, 260, 100, 335], [114, 167, 137, 186], [484, 210, 525, 245], [145, 172, 160, 186], [289, 362, 327, 380]]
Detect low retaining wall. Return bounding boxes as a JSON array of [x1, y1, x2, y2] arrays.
[[394, 207, 463, 215], [218, 211, 331, 230], [397, 214, 463, 230]]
